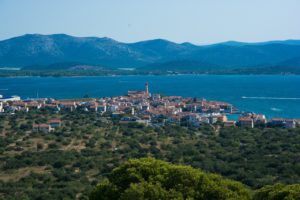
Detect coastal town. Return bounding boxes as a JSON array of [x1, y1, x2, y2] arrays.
[[0, 83, 299, 132]]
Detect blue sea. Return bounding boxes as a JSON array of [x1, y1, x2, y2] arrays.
[[0, 75, 300, 119]]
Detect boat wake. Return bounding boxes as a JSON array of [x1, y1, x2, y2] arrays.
[[270, 107, 282, 112], [241, 96, 300, 100]]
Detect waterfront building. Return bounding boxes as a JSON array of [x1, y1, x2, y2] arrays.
[[253, 114, 267, 125], [0, 95, 21, 102], [271, 118, 296, 129], [224, 120, 236, 127], [217, 115, 228, 123], [127, 82, 150, 98], [238, 117, 254, 128], [145, 82, 149, 97], [0, 102, 3, 112], [1, 84, 297, 129]]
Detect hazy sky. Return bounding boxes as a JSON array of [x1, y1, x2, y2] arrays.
[[0, 0, 300, 44]]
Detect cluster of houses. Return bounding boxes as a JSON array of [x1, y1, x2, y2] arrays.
[[237, 113, 299, 128], [32, 119, 62, 133], [1, 83, 299, 129]]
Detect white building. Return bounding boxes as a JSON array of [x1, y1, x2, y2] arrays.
[[0, 102, 3, 112], [0, 95, 21, 102], [107, 105, 118, 112]]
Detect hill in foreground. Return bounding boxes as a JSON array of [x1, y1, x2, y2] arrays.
[[90, 158, 300, 200], [90, 158, 251, 200]]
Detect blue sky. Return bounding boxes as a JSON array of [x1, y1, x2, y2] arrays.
[[0, 0, 299, 44]]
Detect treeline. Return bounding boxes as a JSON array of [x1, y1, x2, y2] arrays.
[[0, 65, 300, 77]]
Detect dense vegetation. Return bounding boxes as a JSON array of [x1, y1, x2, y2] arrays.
[[90, 158, 251, 200], [0, 109, 300, 199], [90, 158, 300, 200], [1, 65, 300, 77]]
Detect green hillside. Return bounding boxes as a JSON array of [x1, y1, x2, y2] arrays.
[[0, 110, 300, 199]]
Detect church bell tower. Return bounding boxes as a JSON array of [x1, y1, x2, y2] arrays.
[[145, 82, 149, 96]]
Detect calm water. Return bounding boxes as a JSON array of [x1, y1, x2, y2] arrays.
[[0, 75, 300, 119]]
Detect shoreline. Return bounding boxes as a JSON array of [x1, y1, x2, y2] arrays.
[[1, 75, 299, 119], [0, 73, 300, 78]]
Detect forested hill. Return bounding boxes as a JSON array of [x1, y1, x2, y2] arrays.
[[1, 34, 300, 72]]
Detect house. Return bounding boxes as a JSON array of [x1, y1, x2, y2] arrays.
[[270, 118, 285, 127], [44, 104, 61, 112], [48, 119, 62, 128], [185, 104, 197, 112], [208, 105, 221, 113], [136, 119, 150, 126], [18, 107, 29, 112], [296, 119, 300, 127], [59, 101, 77, 111], [152, 94, 161, 101], [200, 117, 210, 124], [253, 114, 267, 125], [107, 105, 119, 112], [120, 117, 137, 124], [270, 118, 296, 128], [32, 124, 52, 133], [97, 105, 107, 113], [224, 120, 236, 127], [0, 95, 21, 102], [10, 101, 29, 112], [181, 114, 201, 127], [112, 112, 122, 117], [25, 101, 42, 109], [217, 115, 228, 123], [208, 115, 219, 124], [142, 104, 150, 111], [0, 102, 3, 112], [285, 119, 296, 129], [220, 104, 233, 113], [85, 101, 98, 112], [166, 115, 181, 124], [238, 117, 254, 128]]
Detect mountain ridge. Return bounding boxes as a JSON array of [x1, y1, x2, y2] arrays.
[[1, 34, 300, 70]]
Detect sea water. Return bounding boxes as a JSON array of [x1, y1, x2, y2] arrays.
[[0, 75, 299, 119]]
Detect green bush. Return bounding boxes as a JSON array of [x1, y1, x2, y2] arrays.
[[90, 158, 251, 200], [253, 184, 300, 200]]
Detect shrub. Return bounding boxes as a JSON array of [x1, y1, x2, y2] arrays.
[[90, 158, 251, 200]]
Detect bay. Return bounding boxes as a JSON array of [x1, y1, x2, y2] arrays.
[[0, 75, 300, 119]]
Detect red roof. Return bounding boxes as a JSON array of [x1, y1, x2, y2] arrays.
[[239, 117, 253, 122], [48, 119, 62, 123], [33, 124, 49, 128]]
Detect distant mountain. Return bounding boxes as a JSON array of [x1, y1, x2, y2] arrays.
[[210, 39, 300, 47], [277, 56, 300, 67], [0, 34, 147, 67], [0, 34, 300, 71]]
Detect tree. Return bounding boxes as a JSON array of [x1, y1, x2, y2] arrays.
[[253, 184, 300, 200], [90, 158, 251, 200]]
